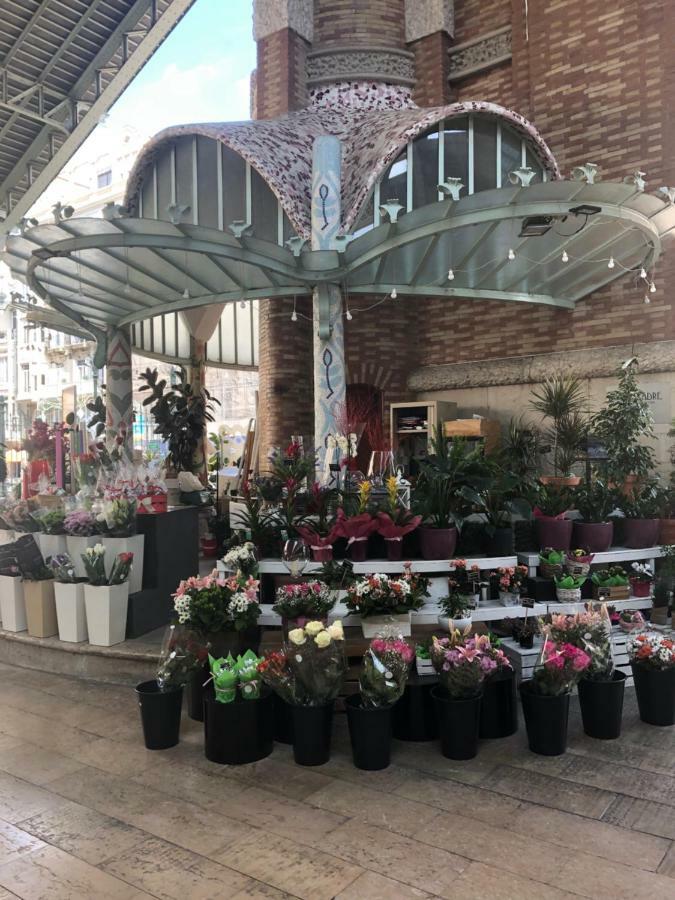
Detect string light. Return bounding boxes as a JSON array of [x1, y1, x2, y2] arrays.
[[291, 310, 297, 322], [607, 256, 615, 269], [507, 248, 515, 260], [239, 300, 246, 309], [561, 250, 569, 262], [345, 308, 352, 321], [640, 267, 647, 279], [447, 268, 455, 281], [182, 287, 190, 299], [644, 294, 651, 304], [649, 281, 656, 293], [390, 288, 397, 299]]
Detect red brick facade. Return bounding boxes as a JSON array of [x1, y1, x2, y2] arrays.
[[255, 28, 308, 120], [254, 0, 675, 453]]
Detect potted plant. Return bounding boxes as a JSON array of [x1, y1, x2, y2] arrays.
[[295, 483, 340, 562], [203, 649, 274, 765], [0, 555, 25, 633], [345, 568, 428, 637], [563, 548, 594, 578], [376, 476, 421, 561], [538, 547, 565, 580], [571, 480, 616, 551], [260, 620, 346, 766], [49, 553, 87, 642], [429, 631, 491, 759], [21, 419, 54, 497], [518, 616, 539, 649], [478, 634, 517, 738], [333, 483, 378, 561], [272, 580, 336, 632], [96, 497, 144, 594], [591, 566, 630, 600], [629, 562, 654, 598], [81, 545, 133, 646], [591, 359, 656, 493], [460, 466, 530, 556], [618, 609, 645, 633], [614, 481, 663, 548], [554, 573, 586, 603], [628, 631, 675, 726], [550, 608, 625, 739], [530, 375, 588, 487], [437, 580, 474, 631], [520, 637, 591, 755], [533, 486, 574, 550], [33, 507, 67, 563], [64, 509, 100, 578], [346, 637, 414, 770], [493, 565, 529, 606], [413, 430, 489, 560]]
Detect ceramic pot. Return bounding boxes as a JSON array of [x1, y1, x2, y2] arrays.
[[348, 539, 368, 562], [23, 579, 57, 638], [35, 533, 67, 564], [418, 527, 457, 560], [658, 518, 675, 545], [84, 582, 129, 646], [488, 527, 514, 556], [311, 546, 333, 562], [535, 517, 573, 551], [437, 614, 472, 632], [385, 538, 403, 561], [572, 521, 613, 553], [622, 519, 660, 549], [54, 582, 87, 642], [629, 579, 651, 598]]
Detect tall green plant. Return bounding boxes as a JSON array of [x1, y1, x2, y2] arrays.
[[591, 361, 655, 482], [530, 375, 589, 477]]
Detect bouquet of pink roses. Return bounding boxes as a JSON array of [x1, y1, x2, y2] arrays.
[[532, 638, 590, 695]]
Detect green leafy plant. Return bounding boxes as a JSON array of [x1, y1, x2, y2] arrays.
[[499, 416, 543, 483], [530, 375, 589, 477], [534, 485, 573, 517], [591, 566, 629, 587], [460, 463, 531, 535], [616, 480, 668, 519], [86, 393, 107, 438], [438, 582, 474, 619], [572, 480, 617, 523], [539, 548, 565, 565], [554, 574, 586, 589], [591, 360, 656, 482]]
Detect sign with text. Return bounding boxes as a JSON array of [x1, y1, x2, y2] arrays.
[[638, 381, 672, 424]]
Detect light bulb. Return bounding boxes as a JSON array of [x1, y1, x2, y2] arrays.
[[644, 294, 651, 304], [240, 301, 246, 309], [291, 310, 297, 322], [640, 267, 647, 279], [649, 281, 656, 293], [447, 268, 455, 281], [345, 309, 352, 321], [508, 248, 515, 260], [182, 287, 190, 299], [561, 250, 569, 262], [390, 288, 397, 299], [608, 256, 615, 269]]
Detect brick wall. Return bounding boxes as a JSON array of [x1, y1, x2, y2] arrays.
[[410, 32, 452, 107], [255, 28, 308, 120], [313, 0, 406, 49], [454, 0, 511, 45]]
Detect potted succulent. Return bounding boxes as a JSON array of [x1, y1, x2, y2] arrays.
[[592, 566, 630, 600], [50, 553, 87, 642], [494, 564, 529, 606], [529, 375, 588, 487], [346, 637, 414, 770], [478, 635, 517, 739], [533, 486, 574, 550], [571, 480, 617, 551], [64, 509, 100, 578], [413, 430, 489, 560], [614, 481, 663, 549], [345, 568, 428, 637], [81, 545, 133, 646], [550, 608, 625, 740], [554, 573, 586, 603], [520, 637, 591, 755], [429, 631, 492, 759], [437, 580, 474, 631], [629, 562, 654, 598], [628, 631, 675, 726], [260, 620, 346, 766], [272, 580, 336, 633], [376, 476, 421, 561]]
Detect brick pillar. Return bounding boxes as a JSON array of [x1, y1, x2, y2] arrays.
[[252, 0, 313, 119], [410, 31, 453, 106]]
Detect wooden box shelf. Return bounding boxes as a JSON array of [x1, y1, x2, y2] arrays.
[[443, 418, 502, 453]]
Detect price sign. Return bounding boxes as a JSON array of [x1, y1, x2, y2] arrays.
[[521, 597, 535, 609], [597, 587, 611, 601], [569, 564, 585, 576]]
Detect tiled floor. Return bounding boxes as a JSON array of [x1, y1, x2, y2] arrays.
[[0, 663, 673, 900]]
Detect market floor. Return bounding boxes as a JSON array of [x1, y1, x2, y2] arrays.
[[0, 665, 673, 900]]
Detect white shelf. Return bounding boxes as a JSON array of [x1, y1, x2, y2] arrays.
[[221, 556, 519, 576], [518, 546, 665, 568]]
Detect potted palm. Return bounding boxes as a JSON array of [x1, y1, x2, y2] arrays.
[[529, 375, 588, 487], [628, 632, 675, 726], [81, 546, 133, 646], [571, 480, 616, 551], [413, 429, 489, 560], [346, 637, 414, 770], [345, 569, 428, 637], [50, 553, 87, 642], [533, 485, 574, 550]]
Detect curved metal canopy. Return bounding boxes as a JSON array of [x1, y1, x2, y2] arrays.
[[3, 179, 674, 360]]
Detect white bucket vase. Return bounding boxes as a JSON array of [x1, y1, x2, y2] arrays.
[[54, 582, 87, 642], [361, 612, 412, 638], [36, 533, 67, 564], [66, 535, 99, 578], [437, 614, 472, 633], [102, 534, 144, 594], [0, 575, 26, 632], [499, 591, 520, 607], [84, 582, 129, 646]]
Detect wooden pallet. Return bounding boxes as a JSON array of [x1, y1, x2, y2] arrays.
[[501, 628, 634, 684]]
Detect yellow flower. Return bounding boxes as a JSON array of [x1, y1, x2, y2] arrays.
[[304, 620, 324, 636], [288, 628, 306, 646], [327, 621, 344, 641], [358, 480, 372, 512], [386, 475, 398, 510], [315, 630, 331, 648]]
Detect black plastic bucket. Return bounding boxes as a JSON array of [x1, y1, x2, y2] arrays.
[[431, 686, 482, 760], [273, 693, 294, 744], [480, 669, 518, 739], [631, 662, 675, 726], [203, 688, 274, 765], [392, 675, 439, 741], [346, 696, 392, 770], [520, 680, 570, 755], [186, 664, 209, 722], [291, 701, 334, 766], [136, 679, 183, 750], [578, 671, 626, 739]]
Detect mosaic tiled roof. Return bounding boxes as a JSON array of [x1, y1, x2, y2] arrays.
[[125, 85, 560, 240]]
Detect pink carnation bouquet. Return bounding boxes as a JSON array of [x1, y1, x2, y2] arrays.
[[532, 638, 591, 695], [272, 580, 336, 622]]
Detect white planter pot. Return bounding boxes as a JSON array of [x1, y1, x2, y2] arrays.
[[499, 591, 520, 607], [84, 583, 129, 646], [0, 529, 16, 545], [437, 614, 472, 633], [102, 535, 144, 594], [361, 612, 412, 638], [36, 533, 67, 564], [66, 535, 99, 578], [54, 582, 87, 642], [0, 575, 26, 632]]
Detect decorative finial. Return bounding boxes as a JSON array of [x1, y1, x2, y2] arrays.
[[229, 220, 253, 238], [378, 199, 405, 223], [166, 203, 191, 225], [508, 167, 536, 187], [623, 171, 647, 192], [333, 234, 356, 253], [52, 202, 74, 223], [285, 236, 308, 257], [437, 178, 464, 201], [571, 163, 599, 184]]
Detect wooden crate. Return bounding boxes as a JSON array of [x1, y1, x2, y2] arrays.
[[443, 419, 501, 454]]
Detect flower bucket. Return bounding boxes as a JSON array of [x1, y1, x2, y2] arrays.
[[346, 696, 392, 770], [480, 668, 518, 739], [23, 579, 57, 638], [499, 591, 520, 607], [631, 662, 675, 726], [54, 582, 87, 642], [622, 518, 660, 549], [572, 521, 613, 553], [555, 587, 582, 603], [204, 689, 274, 765], [393, 677, 439, 741], [659, 518, 675, 545], [311, 546, 333, 563], [66, 535, 98, 578], [136, 679, 183, 750], [361, 612, 412, 638], [84, 583, 129, 646], [291, 701, 334, 766], [519, 681, 570, 755], [578, 672, 626, 740], [103, 534, 144, 594], [187, 663, 209, 722], [273, 693, 294, 744], [0, 575, 26, 632], [431, 686, 482, 760], [629, 579, 651, 598], [535, 517, 573, 552], [418, 527, 457, 560], [35, 533, 67, 564]]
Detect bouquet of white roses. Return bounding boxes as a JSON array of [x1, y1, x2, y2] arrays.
[[285, 620, 347, 705]]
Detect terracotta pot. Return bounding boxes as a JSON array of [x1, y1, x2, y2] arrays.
[[572, 521, 613, 553], [534, 517, 573, 551], [629, 579, 652, 598], [418, 527, 457, 560], [659, 518, 675, 545], [539, 475, 581, 488], [623, 518, 660, 549]]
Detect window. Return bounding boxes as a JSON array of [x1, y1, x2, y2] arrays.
[[41, 374, 46, 386], [22, 365, 29, 392], [97, 169, 112, 188]]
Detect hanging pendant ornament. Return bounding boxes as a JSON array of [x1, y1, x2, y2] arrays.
[[508, 248, 515, 260], [640, 267, 647, 279], [649, 282, 656, 293], [561, 250, 569, 262], [608, 256, 615, 269], [390, 288, 397, 299], [291, 310, 298, 322], [644, 294, 651, 304], [345, 308, 352, 321], [447, 268, 455, 280]]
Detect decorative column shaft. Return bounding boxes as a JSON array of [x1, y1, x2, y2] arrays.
[[311, 136, 346, 477], [104, 325, 133, 453], [188, 336, 209, 484]]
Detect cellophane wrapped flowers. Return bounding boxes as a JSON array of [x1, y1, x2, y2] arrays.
[[33, 507, 66, 535], [81, 543, 107, 585], [109, 552, 133, 585], [64, 509, 98, 537], [272, 580, 336, 620], [172, 570, 260, 635], [49, 553, 77, 584], [430, 631, 498, 699], [359, 637, 414, 707], [222, 541, 258, 577], [628, 632, 674, 669], [346, 568, 428, 618], [97, 497, 137, 537], [547, 607, 613, 680], [156, 624, 208, 689], [532, 638, 591, 695], [257, 650, 295, 704], [260, 620, 346, 706]]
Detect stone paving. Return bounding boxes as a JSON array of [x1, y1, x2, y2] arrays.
[[0, 661, 673, 899]]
